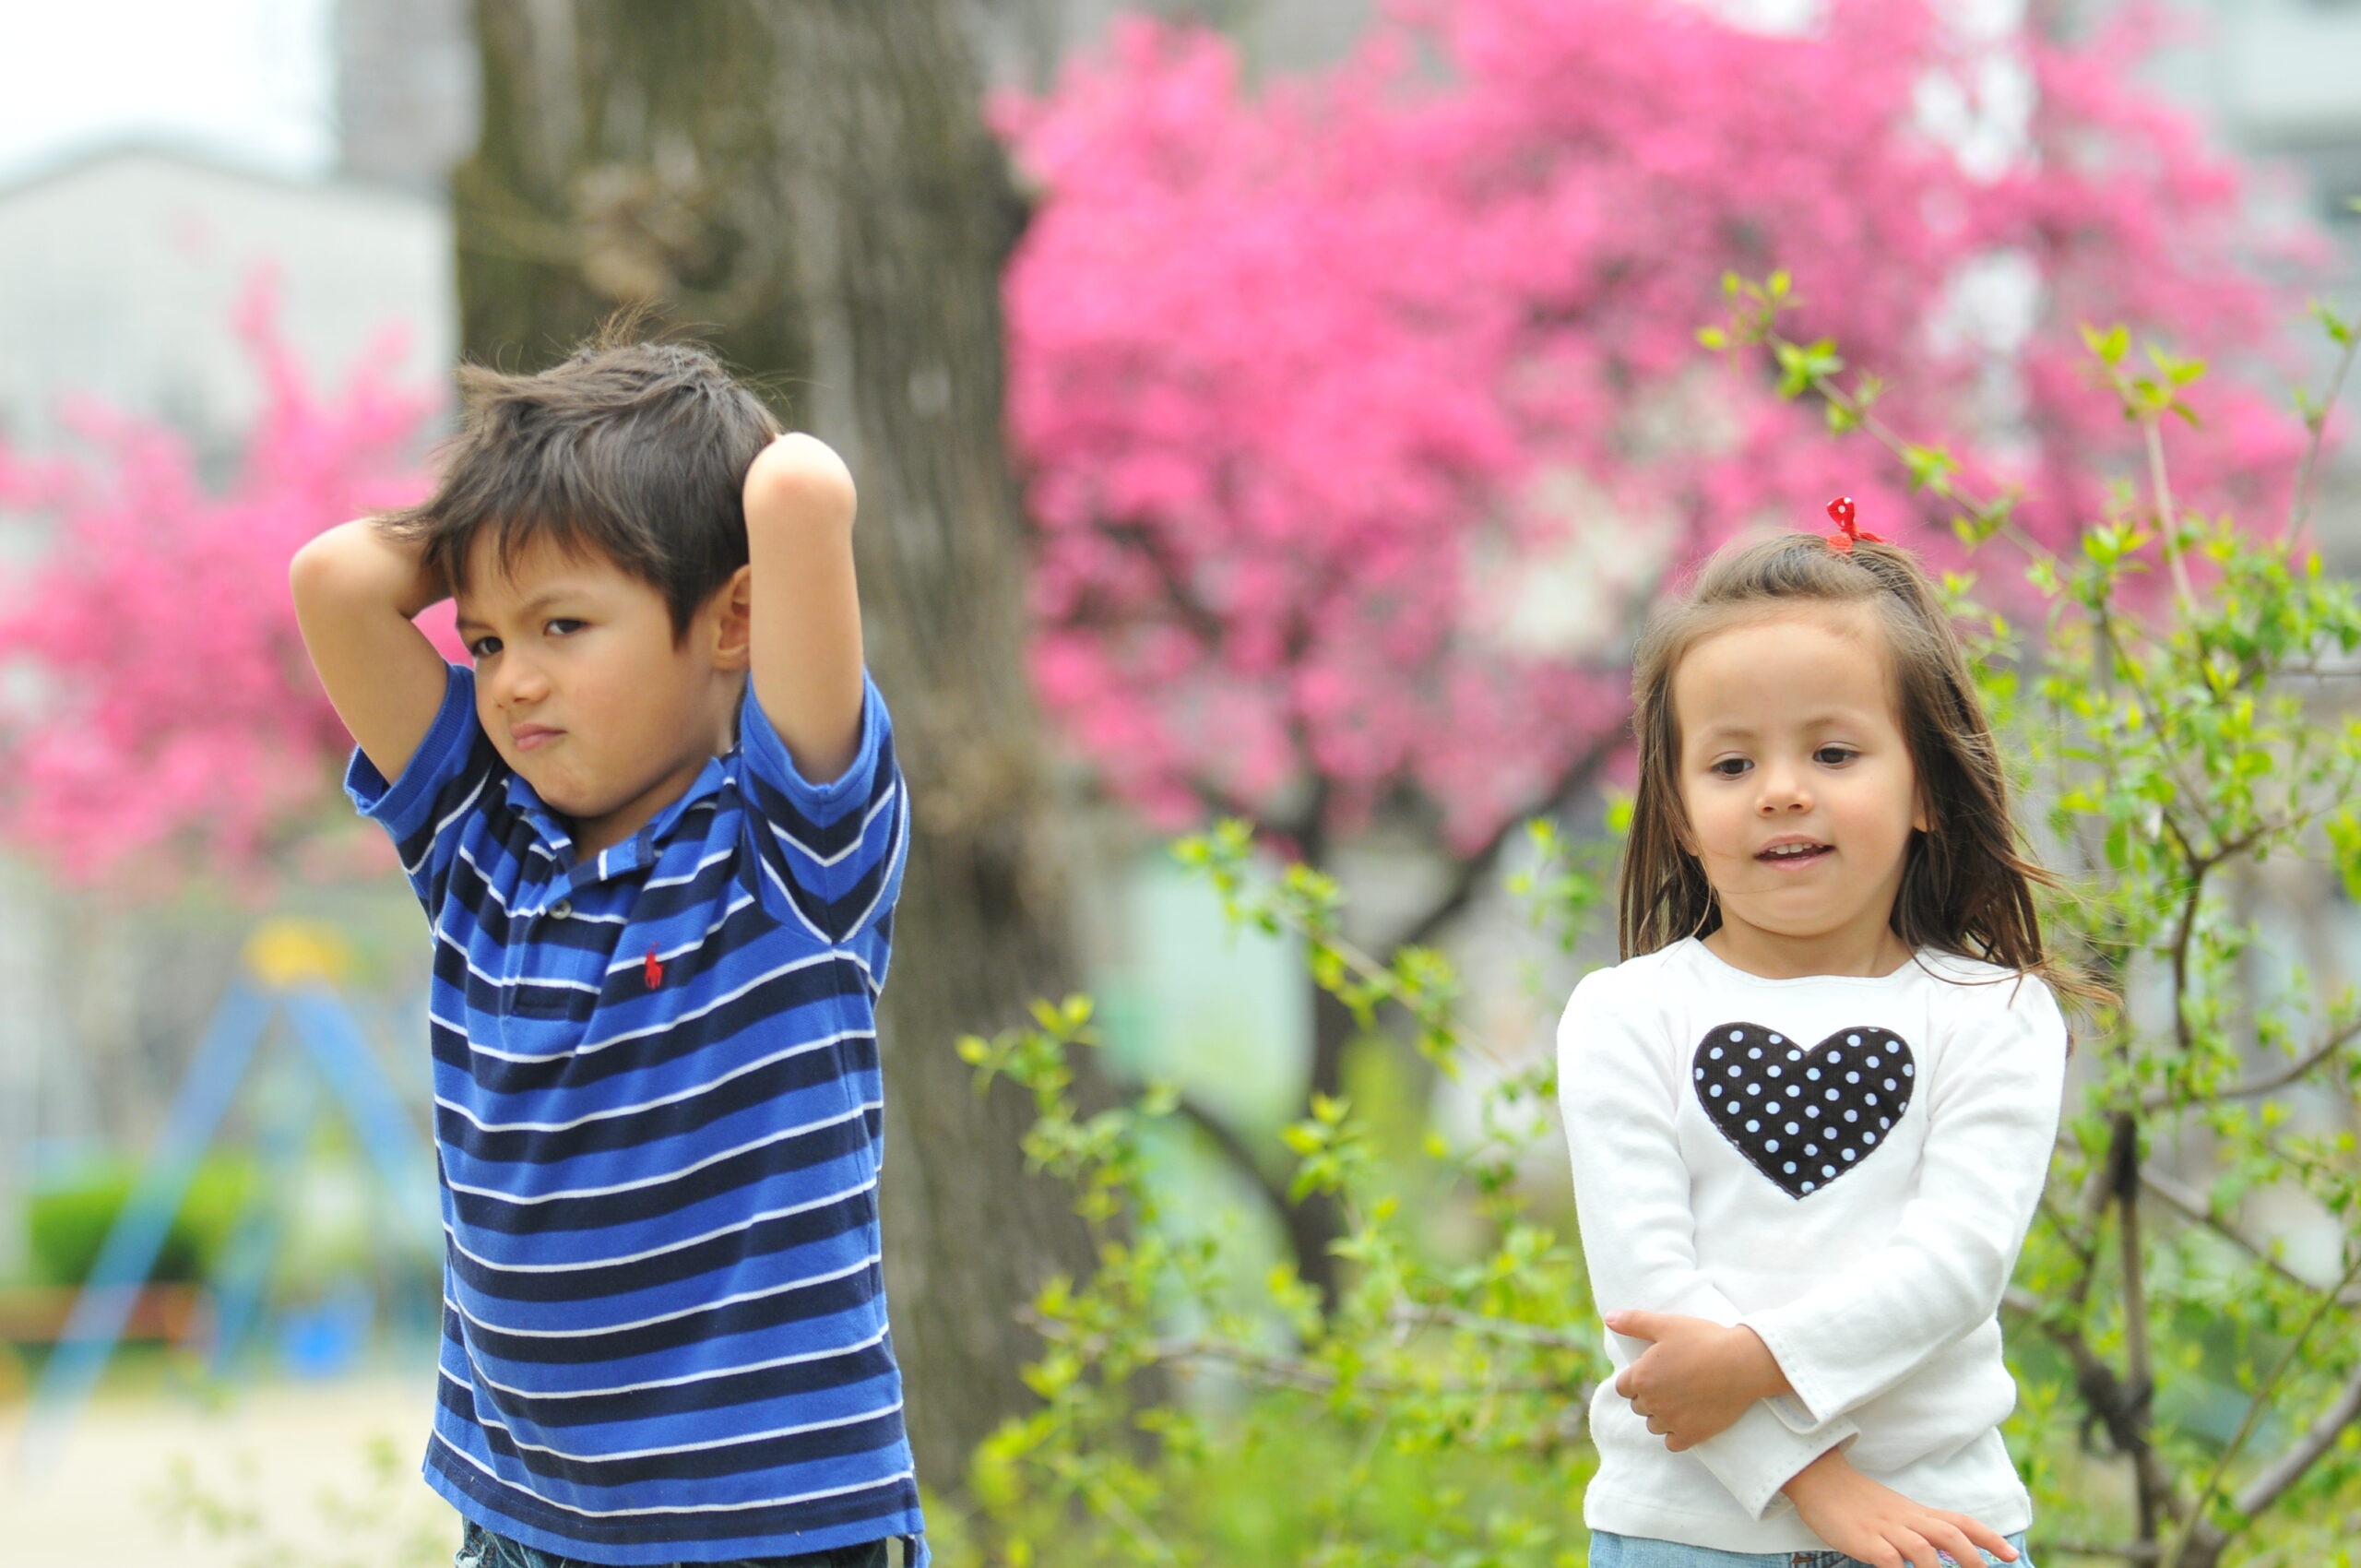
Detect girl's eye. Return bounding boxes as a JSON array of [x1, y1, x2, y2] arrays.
[[1815, 746, 1858, 766], [1709, 757, 1751, 778], [468, 636, 502, 659]]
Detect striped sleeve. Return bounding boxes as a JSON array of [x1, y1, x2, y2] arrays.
[[736, 672, 908, 946], [344, 662, 501, 909]]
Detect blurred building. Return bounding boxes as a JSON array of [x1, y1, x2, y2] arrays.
[[336, 0, 476, 195], [2152, 0, 2361, 560], [2164, 0, 2361, 259], [0, 144, 453, 471], [968, 0, 1372, 89]]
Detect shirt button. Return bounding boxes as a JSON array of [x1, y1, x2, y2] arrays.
[[549, 899, 573, 920]]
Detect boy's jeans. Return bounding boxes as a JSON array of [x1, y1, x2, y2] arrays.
[[1589, 1530, 2033, 1568], [456, 1520, 896, 1568]]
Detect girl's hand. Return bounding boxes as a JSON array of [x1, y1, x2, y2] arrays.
[[1608, 1310, 1785, 1450], [1781, 1448, 2019, 1568]]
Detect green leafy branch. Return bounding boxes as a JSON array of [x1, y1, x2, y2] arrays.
[[958, 278, 2361, 1568], [1698, 269, 2029, 552], [1712, 271, 2361, 1567]]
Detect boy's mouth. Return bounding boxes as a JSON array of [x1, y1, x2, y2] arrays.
[[512, 723, 564, 753], [1756, 838, 1831, 867]]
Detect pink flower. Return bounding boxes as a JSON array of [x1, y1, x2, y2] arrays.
[[0, 271, 436, 889], [1003, 0, 2318, 852]]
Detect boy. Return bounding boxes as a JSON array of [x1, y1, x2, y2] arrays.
[[291, 338, 922, 1568]]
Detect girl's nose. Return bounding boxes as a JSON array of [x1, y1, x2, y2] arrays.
[[1757, 764, 1811, 813]]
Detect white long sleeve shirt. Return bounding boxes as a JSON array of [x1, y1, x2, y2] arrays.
[[1557, 937, 2067, 1552]]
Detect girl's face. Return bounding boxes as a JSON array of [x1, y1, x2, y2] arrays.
[[1671, 604, 1927, 980]]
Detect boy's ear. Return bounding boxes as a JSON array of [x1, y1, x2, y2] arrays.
[[708, 565, 754, 671]]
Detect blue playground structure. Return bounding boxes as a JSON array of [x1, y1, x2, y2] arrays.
[[16, 921, 440, 1472]]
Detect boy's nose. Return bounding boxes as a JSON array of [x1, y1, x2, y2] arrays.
[[492, 659, 550, 707]]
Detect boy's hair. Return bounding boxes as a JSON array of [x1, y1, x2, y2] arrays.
[[378, 332, 782, 640], [1618, 529, 2091, 1004]]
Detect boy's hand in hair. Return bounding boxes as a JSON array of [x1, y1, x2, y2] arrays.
[[1607, 1309, 1788, 1449], [291, 520, 456, 786], [742, 433, 867, 783], [1781, 1448, 2019, 1568], [746, 432, 857, 521]]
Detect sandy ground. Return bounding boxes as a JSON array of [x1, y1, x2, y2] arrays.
[[0, 1368, 460, 1568]]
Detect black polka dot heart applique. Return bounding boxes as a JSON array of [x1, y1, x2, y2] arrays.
[[1692, 1024, 1916, 1200]]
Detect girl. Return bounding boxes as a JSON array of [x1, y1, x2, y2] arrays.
[[1560, 501, 2079, 1568]]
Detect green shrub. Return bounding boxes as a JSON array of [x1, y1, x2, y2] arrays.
[[955, 297, 2361, 1568], [27, 1154, 258, 1289]]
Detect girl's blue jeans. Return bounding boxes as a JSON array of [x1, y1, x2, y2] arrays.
[[1589, 1530, 2032, 1568], [455, 1520, 893, 1568]]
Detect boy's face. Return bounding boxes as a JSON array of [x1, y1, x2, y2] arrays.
[[454, 532, 750, 858]]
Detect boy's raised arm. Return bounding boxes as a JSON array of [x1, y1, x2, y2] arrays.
[[290, 520, 455, 785], [742, 433, 867, 782]]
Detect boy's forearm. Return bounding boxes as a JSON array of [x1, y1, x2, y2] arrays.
[[291, 519, 446, 619], [291, 519, 455, 785], [742, 434, 867, 782]]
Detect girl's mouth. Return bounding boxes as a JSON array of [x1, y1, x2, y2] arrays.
[[1756, 841, 1832, 867]]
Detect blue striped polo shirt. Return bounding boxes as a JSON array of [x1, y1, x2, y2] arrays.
[[346, 661, 924, 1565]]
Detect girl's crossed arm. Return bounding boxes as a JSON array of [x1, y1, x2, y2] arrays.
[[1596, 1311, 2025, 1568], [1605, 1306, 1790, 1446], [1558, 969, 1861, 1520], [1613, 977, 2067, 1444]]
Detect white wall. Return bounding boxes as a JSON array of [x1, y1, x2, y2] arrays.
[[0, 147, 453, 465]]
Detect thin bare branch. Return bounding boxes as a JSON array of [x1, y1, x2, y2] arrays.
[[1387, 1301, 1596, 1353], [2290, 315, 2358, 540], [2165, 1249, 2361, 1568], [2166, 860, 2205, 1059], [1060, 1325, 1581, 1399], [2227, 1356, 2361, 1526], [1171, 1091, 1294, 1226], [2004, 1287, 2184, 1528], [2138, 1167, 2361, 1304], [2140, 414, 2197, 615], [1393, 737, 1618, 953], [2140, 1015, 2361, 1113]]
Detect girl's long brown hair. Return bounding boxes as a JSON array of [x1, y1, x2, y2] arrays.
[[1618, 530, 2092, 1006]]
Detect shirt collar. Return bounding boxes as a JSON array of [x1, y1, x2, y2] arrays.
[[502, 754, 731, 901]]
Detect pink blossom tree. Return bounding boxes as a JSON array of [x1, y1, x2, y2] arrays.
[[1001, 0, 2324, 1293], [0, 276, 441, 891]]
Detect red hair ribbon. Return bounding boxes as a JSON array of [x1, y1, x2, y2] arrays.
[[1825, 496, 1881, 553]]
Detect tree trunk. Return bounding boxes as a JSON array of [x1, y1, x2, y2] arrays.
[[454, 0, 1109, 1495]]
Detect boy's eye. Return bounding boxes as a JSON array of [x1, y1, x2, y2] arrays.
[[546, 618, 584, 636], [468, 636, 502, 659]]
